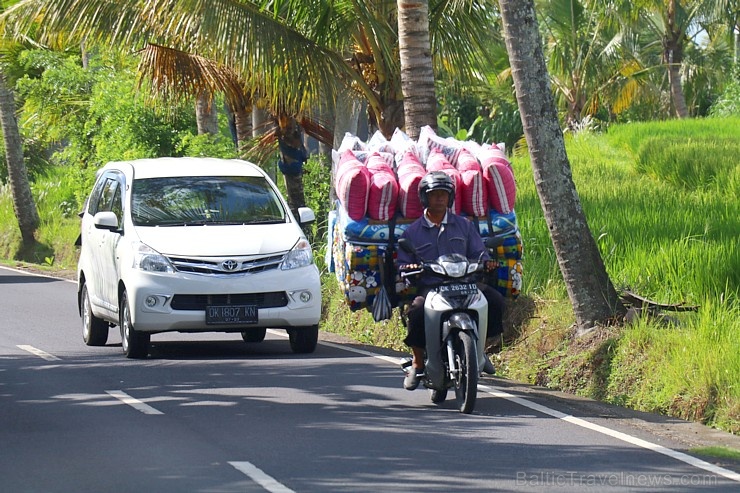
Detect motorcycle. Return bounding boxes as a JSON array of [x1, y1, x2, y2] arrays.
[[397, 238, 489, 414]]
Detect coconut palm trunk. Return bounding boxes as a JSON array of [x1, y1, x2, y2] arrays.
[[233, 103, 252, 151], [498, 0, 626, 332], [275, 114, 307, 217], [665, 0, 690, 118], [397, 0, 437, 139], [196, 91, 219, 134], [0, 73, 39, 246]]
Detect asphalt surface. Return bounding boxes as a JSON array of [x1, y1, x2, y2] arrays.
[[1, 264, 738, 492]]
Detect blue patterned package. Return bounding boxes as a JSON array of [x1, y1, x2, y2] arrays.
[[335, 201, 411, 242], [485, 259, 523, 298], [468, 210, 519, 237]]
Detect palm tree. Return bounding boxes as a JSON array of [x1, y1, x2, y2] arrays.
[[498, 0, 627, 331], [397, 0, 437, 139], [0, 1, 40, 247], [0, 0, 500, 214], [138, 44, 254, 147], [0, 71, 39, 246], [0, 0, 500, 138], [137, 43, 333, 214], [536, 0, 646, 127], [622, 0, 728, 118]]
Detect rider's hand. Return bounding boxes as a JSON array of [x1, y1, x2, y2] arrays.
[[484, 260, 497, 273], [400, 263, 421, 273]]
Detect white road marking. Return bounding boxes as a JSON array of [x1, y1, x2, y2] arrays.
[[8, 311, 735, 482], [318, 340, 400, 365], [314, 336, 740, 483], [106, 390, 164, 415], [229, 461, 296, 493], [17, 345, 61, 361], [0, 264, 75, 283], [479, 384, 740, 483]]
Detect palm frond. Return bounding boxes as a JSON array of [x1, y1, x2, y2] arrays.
[[138, 43, 249, 107]]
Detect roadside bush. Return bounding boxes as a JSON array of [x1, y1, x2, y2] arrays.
[[710, 67, 740, 117]]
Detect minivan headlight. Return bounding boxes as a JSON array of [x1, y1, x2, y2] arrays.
[[282, 238, 314, 270], [133, 242, 175, 273]]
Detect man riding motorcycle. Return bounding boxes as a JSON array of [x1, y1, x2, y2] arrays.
[[397, 171, 506, 390]]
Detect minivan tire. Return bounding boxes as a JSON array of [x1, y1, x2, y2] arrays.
[[120, 290, 150, 359], [287, 325, 319, 354], [241, 328, 267, 343], [82, 283, 109, 346]]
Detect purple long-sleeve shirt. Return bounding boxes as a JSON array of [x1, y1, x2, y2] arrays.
[[397, 210, 489, 287]]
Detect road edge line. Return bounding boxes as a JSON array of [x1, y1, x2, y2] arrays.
[[313, 335, 739, 483]]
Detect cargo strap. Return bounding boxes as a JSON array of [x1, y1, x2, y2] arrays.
[[382, 214, 398, 307]]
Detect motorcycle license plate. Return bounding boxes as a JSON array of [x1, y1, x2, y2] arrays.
[[206, 305, 258, 325], [438, 283, 478, 296]]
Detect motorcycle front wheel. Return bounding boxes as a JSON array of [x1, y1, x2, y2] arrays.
[[452, 331, 478, 414], [430, 388, 448, 404]]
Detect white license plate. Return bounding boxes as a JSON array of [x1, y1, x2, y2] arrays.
[[438, 283, 478, 296], [206, 305, 258, 325]]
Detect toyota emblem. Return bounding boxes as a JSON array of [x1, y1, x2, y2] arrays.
[[221, 259, 239, 271]]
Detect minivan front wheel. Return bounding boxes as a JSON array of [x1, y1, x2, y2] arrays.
[[82, 283, 109, 346], [120, 290, 150, 359], [241, 328, 267, 343], [287, 325, 319, 354]]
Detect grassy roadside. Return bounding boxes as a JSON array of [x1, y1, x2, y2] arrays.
[[319, 118, 739, 435], [1, 118, 738, 435], [498, 119, 739, 434]]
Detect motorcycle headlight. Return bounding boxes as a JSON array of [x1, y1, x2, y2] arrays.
[[282, 238, 314, 270], [439, 259, 468, 278], [133, 242, 175, 273]]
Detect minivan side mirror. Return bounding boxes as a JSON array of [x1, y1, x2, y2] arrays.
[[93, 211, 120, 232], [297, 207, 316, 226]]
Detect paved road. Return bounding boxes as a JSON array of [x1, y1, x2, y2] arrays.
[[1, 266, 738, 492]]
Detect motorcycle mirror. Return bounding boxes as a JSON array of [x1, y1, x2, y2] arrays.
[[484, 235, 504, 249], [398, 238, 417, 255]]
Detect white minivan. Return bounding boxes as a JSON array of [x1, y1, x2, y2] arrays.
[[77, 157, 322, 358]]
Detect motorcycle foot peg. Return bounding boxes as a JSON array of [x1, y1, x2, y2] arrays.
[[400, 357, 413, 372]]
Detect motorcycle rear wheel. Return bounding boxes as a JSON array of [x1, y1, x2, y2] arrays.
[[452, 331, 478, 414]]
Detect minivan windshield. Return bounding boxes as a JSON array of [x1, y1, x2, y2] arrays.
[[131, 176, 287, 226]]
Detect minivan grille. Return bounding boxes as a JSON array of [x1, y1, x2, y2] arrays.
[[167, 253, 285, 275], [171, 292, 289, 311]]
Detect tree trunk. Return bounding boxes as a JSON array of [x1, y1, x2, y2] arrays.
[[377, 99, 406, 139], [252, 105, 277, 181], [665, 0, 689, 118], [498, 0, 626, 333], [275, 115, 307, 218], [0, 74, 39, 246], [397, 0, 437, 140], [195, 92, 219, 134], [667, 54, 689, 118], [232, 103, 252, 154]]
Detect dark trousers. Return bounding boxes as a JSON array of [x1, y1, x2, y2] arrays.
[[403, 282, 505, 348]]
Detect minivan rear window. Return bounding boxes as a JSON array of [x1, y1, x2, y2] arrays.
[[131, 176, 287, 226]]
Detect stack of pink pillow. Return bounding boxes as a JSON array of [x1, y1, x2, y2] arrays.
[[333, 127, 516, 221]]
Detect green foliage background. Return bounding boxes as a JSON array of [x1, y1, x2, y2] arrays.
[[0, 43, 737, 434]]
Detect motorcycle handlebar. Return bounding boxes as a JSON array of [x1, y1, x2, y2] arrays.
[[399, 260, 487, 280], [399, 267, 424, 279]]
